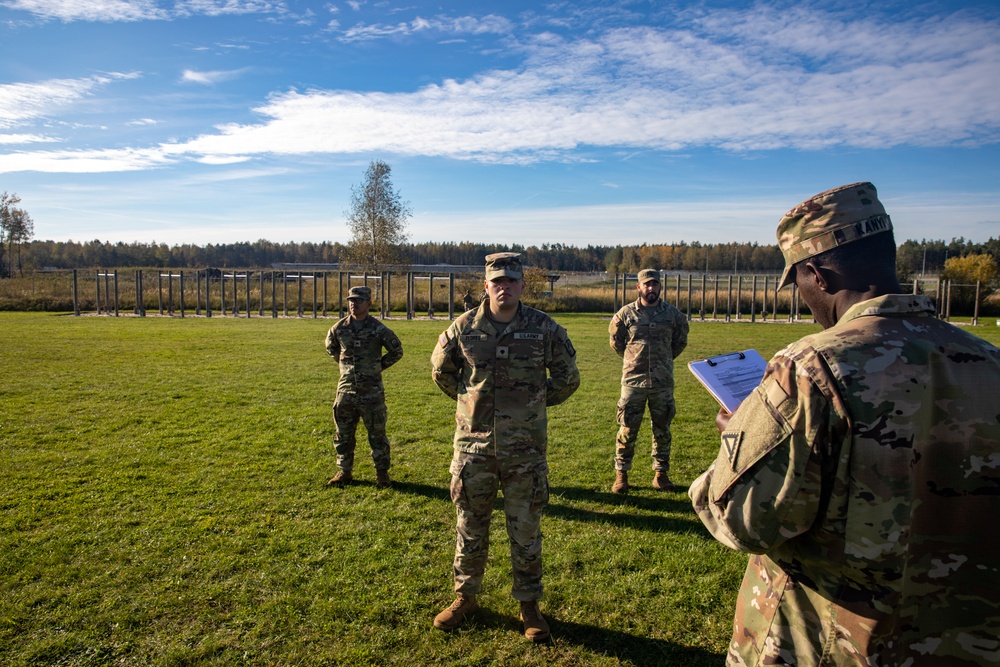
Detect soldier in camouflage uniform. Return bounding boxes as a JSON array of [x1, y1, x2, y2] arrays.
[[324, 285, 403, 489], [430, 252, 580, 642], [609, 268, 689, 494], [690, 182, 1000, 666]]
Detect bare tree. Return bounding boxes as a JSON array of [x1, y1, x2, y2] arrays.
[[344, 160, 411, 273]]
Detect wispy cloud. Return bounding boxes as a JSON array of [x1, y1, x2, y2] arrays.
[[0, 133, 60, 144], [180, 67, 251, 84], [1, 0, 283, 22], [338, 13, 513, 42], [0, 146, 173, 172], [165, 8, 998, 163], [2, 5, 998, 174], [0, 73, 137, 129], [2, 0, 169, 22]]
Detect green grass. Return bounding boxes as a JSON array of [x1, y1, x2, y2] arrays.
[[3, 312, 999, 666]]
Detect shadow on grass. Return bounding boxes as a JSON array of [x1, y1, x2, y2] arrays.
[[552, 617, 725, 666], [460, 608, 724, 666], [388, 480, 451, 502], [384, 481, 705, 534], [546, 485, 704, 533]]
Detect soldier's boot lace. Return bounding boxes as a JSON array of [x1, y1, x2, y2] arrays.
[[433, 595, 479, 631], [375, 469, 392, 488], [652, 471, 675, 492], [612, 470, 629, 494], [519, 600, 550, 643], [325, 470, 352, 487]]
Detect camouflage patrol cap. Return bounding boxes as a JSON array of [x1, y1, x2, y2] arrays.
[[637, 269, 660, 284], [485, 252, 523, 280], [777, 181, 892, 289], [347, 285, 372, 301]]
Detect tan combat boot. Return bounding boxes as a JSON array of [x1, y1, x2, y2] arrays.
[[519, 600, 550, 643], [612, 470, 629, 494], [325, 470, 352, 487], [375, 469, 392, 488], [433, 595, 479, 631], [652, 471, 675, 491]]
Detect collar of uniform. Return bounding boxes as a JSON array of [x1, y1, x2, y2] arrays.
[[836, 294, 936, 326], [469, 299, 524, 334]]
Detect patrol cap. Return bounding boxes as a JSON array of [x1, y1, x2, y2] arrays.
[[485, 252, 523, 280], [777, 181, 892, 289], [637, 269, 660, 284], [347, 285, 372, 301]]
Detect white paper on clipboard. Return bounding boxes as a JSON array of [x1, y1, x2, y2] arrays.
[[687, 349, 767, 413]]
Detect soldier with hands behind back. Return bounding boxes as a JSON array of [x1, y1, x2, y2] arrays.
[[609, 268, 689, 494], [430, 252, 580, 643], [690, 182, 1000, 666], [324, 285, 403, 489]]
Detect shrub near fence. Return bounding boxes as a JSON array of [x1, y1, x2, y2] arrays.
[[0, 268, 997, 321]]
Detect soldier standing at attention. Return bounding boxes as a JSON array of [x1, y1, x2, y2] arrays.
[[609, 268, 689, 494], [430, 252, 580, 642], [690, 182, 1000, 666], [324, 285, 403, 489]]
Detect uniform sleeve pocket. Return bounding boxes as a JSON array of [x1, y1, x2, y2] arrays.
[[709, 384, 792, 503]]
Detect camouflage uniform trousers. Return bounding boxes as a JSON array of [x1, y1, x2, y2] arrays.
[[332, 388, 390, 472], [615, 385, 676, 472], [448, 451, 550, 601]]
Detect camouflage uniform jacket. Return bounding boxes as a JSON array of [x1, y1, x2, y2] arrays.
[[325, 316, 403, 394], [610, 298, 689, 389], [690, 294, 1000, 666], [431, 300, 580, 458]]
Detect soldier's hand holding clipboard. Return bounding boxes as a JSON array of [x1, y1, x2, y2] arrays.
[[688, 350, 767, 416]]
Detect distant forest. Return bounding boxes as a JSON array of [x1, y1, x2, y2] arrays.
[[15, 236, 1000, 277]]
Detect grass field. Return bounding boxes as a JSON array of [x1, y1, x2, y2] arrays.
[[3, 312, 999, 666]]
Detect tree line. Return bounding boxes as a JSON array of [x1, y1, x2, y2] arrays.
[[13, 236, 999, 277]]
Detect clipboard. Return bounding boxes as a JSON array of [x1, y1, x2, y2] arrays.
[[687, 349, 767, 413]]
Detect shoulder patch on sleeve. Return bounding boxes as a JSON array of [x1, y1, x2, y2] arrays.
[[711, 385, 793, 500], [438, 332, 449, 348]]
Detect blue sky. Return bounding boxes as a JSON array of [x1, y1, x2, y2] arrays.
[[1, 0, 998, 248]]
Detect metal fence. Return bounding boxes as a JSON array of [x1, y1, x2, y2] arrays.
[[0, 268, 991, 324]]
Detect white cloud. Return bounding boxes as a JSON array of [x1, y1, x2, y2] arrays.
[[156, 8, 999, 165], [338, 13, 513, 42], [177, 0, 285, 18], [0, 146, 172, 172], [0, 133, 60, 144], [2, 0, 169, 22], [180, 68, 251, 84], [2, 5, 998, 174], [0, 73, 137, 129], [194, 154, 252, 165], [1, 0, 283, 22]]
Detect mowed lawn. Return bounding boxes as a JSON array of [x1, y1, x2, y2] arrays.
[[3, 312, 998, 667]]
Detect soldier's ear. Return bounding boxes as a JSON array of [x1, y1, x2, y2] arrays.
[[801, 261, 832, 294]]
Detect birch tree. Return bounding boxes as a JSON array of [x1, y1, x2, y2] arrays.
[[344, 160, 411, 273]]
